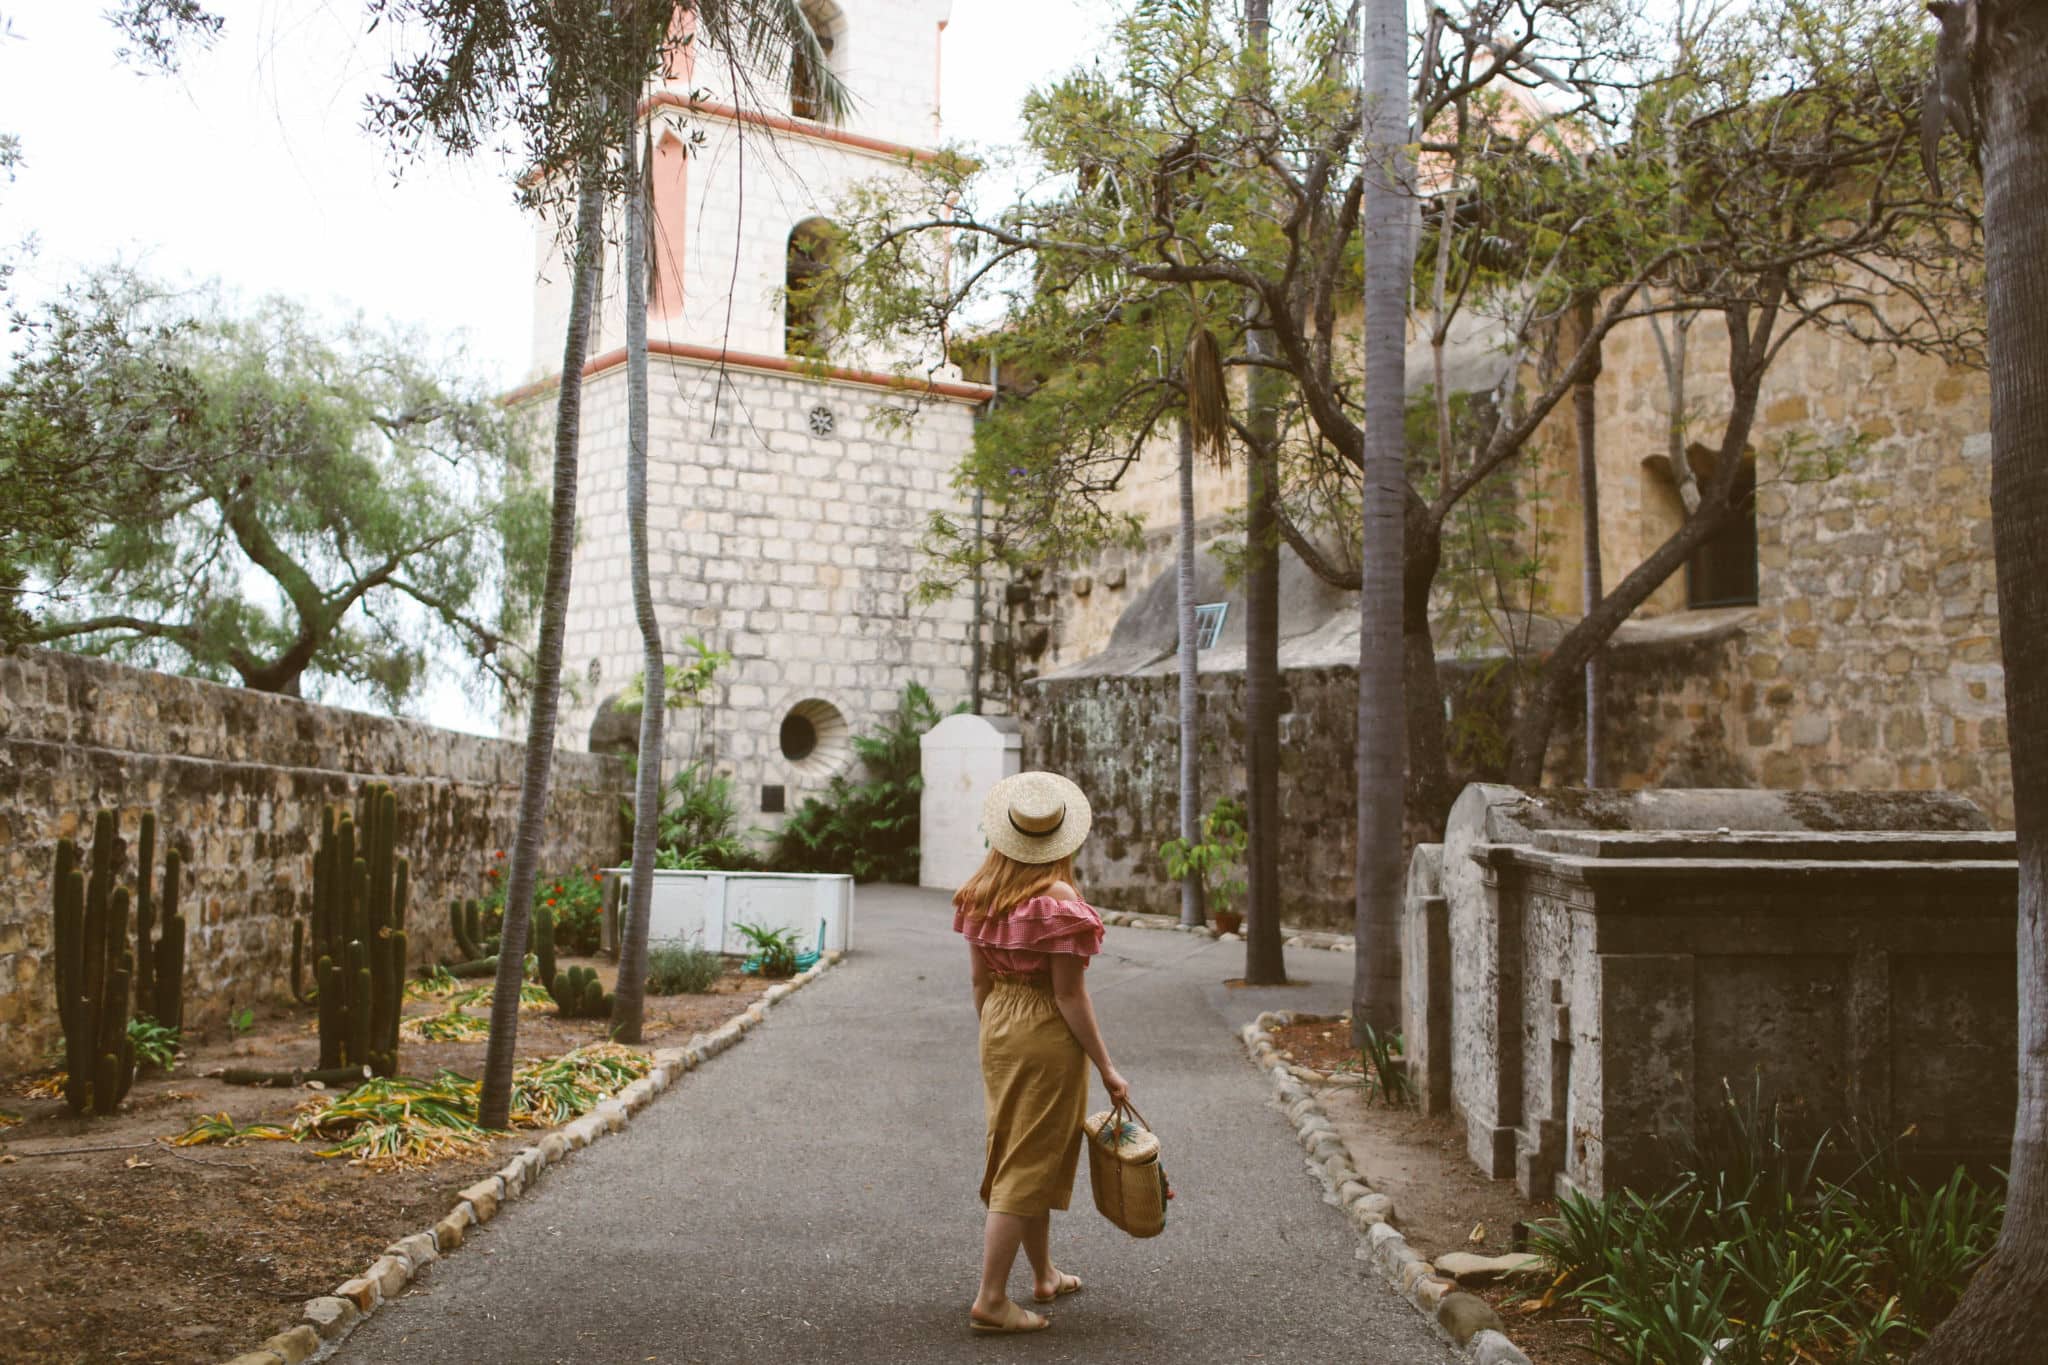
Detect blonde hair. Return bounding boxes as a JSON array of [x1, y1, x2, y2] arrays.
[[953, 848, 1077, 921]]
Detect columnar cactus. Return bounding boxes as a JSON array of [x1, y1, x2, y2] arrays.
[[131, 812, 185, 1031], [305, 784, 410, 1077], [550, 964, 612, 1019], [53, 810, 138, 1116], [533, 906, 559, 989]]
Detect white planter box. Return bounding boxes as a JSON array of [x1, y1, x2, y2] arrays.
[[606, 869, 854, 956]]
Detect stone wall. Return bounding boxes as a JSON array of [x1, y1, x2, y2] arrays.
[[1027, 667, 1361, 930], [1027, 627, 1774, 931], [0, 650, 626, 1071], [539, 355, 982, 832]]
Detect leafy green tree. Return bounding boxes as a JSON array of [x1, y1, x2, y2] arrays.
[[1, 271, 545, 709]]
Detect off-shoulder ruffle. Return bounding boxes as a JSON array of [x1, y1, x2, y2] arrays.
[[955, 895, 1105, 959]]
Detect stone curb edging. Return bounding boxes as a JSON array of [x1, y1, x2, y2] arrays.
[[1103, 910, 1356, 953], [1240, 1009, 1535, 1365], [213, 952, 848, 1365]]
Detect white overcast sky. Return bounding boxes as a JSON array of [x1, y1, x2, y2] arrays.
[[0, 0, 1103, 389], [0, 0, 1103, 732]]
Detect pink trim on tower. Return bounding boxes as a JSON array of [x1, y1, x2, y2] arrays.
[[650, 131, 689, 320], [640, 90, 942, 163], [502, 339, 996, 407]]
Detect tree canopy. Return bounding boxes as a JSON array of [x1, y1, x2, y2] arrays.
[[1, 271, 547, 710]]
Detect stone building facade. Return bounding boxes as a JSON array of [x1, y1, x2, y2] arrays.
[[509, 1, 992, 824], [1016, 293, 2007, 908], [0, 649, 625, 1071]]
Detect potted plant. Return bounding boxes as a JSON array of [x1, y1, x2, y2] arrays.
[[1160, 796, 1249, 934]]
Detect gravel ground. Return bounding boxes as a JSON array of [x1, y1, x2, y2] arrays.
[[336, 886, 1458, 1364]]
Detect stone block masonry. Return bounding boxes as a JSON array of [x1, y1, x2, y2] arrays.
[[548, 355, 981, 828], [0, 649, 627, 1071]]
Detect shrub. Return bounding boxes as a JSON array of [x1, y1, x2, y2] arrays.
[[770, 682, 945, 882], [646, 942, 725, 995], [733, 922, 801, 978], [1523, 1080, 2006, 1360], [647, 763, 756, 870], [1159, 796, 1249, 916], [482, 864, 606, 956]]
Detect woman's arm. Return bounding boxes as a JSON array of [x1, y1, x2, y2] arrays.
[[1050, 953, 1130, 1104], [968, 941, 993, 1017]]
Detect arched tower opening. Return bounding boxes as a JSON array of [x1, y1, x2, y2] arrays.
[[790, 0, 845, 121], [785, 216, 841, 359]]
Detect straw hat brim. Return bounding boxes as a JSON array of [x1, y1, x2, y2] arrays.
[[982, 771, 1093, 865]]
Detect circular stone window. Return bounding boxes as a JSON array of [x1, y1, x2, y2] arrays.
[[780, 711, 817, 762], [778, 698, 850, 779]]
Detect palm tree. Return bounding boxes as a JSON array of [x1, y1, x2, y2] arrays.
[[1174, 412, 1205, 928], [611, 121, 664, 1045], [1352, 0, 1409, 1041], [607, 1, 848, 1040], [1915, 4, 2048, 1358], [1241, 0, 1287, 986], [479, 171, 604, 1129]]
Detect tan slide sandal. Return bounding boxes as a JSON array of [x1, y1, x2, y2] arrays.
[[970, 1302, 1051, 1334], [1032, 1273, 1083, 1304]]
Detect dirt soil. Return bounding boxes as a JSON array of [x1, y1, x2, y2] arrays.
[[1268, 1016, 1590, 1363], [0, 958, 770, 1365]]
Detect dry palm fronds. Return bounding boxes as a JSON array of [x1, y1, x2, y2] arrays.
[[509, 1044, 653, 1129], [443, 980, 557, 1014], [401, 1009, 492, 1043], [170, 1112, 294, 1147], [1183, 326, 1232, 467], [297, 1074, 495, 1167], [404, 966, 462, 1001]]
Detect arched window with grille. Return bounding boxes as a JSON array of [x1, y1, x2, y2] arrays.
[[785, 217, 840, 358]]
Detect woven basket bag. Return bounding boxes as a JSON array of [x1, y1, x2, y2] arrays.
[[1083, 1101, 1170, 1238]]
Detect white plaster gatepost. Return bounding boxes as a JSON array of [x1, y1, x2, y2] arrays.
[[606, 870, 854, 956], [919, 713, 1022, 890]]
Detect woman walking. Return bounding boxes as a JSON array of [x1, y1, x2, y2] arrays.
[[955, 770, 1130, 1335]]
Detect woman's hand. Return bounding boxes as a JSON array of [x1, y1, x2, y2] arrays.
[[1101, 1065, 1131, 1106]]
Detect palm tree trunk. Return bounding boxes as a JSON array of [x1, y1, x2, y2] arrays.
[[1916, 5, 2048, 1356], [1176, 415, 1206, 927], [1352, 0, 1409, 1040], [1241, 0, 1287, 986], [613, 122, 664, 1045], [1575, 302, 1605, 788], [478, 169, 605, 1130]]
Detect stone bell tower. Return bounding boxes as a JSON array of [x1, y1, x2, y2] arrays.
[[514, 1, 990, 826]]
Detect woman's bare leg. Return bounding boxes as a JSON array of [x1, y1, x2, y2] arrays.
[[972, 1211, 1045, 1325], [1021, 1212, 1062, 1297]]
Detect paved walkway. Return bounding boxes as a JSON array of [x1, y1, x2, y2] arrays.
[[339, 886, 1457, 1364]]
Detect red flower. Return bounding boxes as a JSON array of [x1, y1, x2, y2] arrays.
[[487, 867, 499, 879], [495, 850, 505, 859], [546, 898, 557, 907]]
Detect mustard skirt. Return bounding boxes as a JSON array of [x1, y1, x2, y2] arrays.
[[979, 976, 1088, 1217]]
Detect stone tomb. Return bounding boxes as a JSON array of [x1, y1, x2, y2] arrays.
[[1403, 784, 2017, 1200]]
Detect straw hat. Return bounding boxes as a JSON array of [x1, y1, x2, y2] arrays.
[[982, 771, 1093, 865]]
